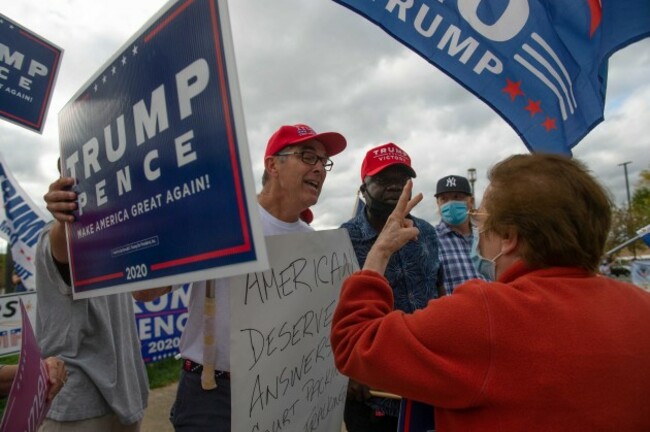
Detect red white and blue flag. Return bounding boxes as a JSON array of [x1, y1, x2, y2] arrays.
[[331, 0, 650, 155], [0, 153, 48, 290], [638, 224, 650, 249]]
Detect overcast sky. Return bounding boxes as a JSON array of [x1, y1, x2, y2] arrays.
[[2, 0, 649, 252]]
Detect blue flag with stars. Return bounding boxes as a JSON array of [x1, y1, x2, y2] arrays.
[[331, 0, 650, 155]]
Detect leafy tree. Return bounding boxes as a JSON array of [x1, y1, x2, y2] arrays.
[[606, 206, 639, 255], [632, 169, 650, 219], [639, 169, 650, 184], [632, 169, 650, 230], [606, 168, 650, 257]]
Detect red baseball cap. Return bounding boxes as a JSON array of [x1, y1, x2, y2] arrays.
[[360, 142, 416, 181], [265, 124, 347, 158]]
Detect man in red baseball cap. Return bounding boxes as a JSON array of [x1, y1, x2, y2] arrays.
[[260, 124, 346, 224], [339, 142, 443, 432], [134, 123, 347, 432]]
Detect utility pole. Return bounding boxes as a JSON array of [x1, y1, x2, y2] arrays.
[[618, 161, 632, 209], [467, 168, 477, 196], [618, 161, 636, 259]]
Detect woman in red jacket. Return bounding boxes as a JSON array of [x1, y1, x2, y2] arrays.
[[331, 153, 650, 431]]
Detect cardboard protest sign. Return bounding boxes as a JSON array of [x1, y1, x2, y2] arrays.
[[0, 13, 62, 133], [0, 300, 50, 432], [58, 0, 267, 298], [230, 230, 358, 432], [0, 292, 37, 357]]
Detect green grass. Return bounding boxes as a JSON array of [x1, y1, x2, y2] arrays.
[[0, 354, 179, 419], [0, 354, 19, 415], [147, 356, 181, 389]]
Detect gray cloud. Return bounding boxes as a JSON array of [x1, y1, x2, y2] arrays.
[[1, 0, 648, 254]]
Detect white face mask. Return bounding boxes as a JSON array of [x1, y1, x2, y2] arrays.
[[470, 227, 503, 281]]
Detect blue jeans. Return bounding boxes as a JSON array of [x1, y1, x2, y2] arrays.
[[170, 370, 231, 431]]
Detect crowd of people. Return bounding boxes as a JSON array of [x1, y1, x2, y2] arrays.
[[6, 123, 649, 431]]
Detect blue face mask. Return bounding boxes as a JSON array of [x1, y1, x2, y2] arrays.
[[470, 228, 503, 281], [440, 201, 468, 226]]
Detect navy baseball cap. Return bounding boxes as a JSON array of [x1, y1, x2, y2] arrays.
[[435, 175, 472, 196]]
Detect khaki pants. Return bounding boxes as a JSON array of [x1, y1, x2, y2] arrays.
[[39, 414, 141, 432]]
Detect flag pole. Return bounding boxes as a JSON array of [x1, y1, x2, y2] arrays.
[[201, 280, 217, 389], [606, 224, 650, 256]]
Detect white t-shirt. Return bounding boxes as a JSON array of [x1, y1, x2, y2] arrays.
[[179, 204, 313, 370]]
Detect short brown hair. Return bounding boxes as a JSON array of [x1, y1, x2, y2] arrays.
[[483, 154, 612, 272], [261, 147, 293, 186]]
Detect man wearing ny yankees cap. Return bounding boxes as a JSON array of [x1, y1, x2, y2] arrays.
[[435, 174, 485, 295], [340, 142, 442, 431]]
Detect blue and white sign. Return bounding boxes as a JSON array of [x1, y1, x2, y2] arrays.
[[0, 291, 37, 357], [135, 284, 190, 363], [59, 0, 267, 298], [0, 13, 62, 133], [332, 0, 650, 155]]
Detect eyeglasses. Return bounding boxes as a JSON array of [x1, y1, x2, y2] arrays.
[[468, 209, 489, 226], [275, 151, 334, 171]]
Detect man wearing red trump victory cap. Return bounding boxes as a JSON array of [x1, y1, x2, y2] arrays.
[[339, 142, 442, 431], [260, 124, 346, 225], [135, 124, 347, 431]]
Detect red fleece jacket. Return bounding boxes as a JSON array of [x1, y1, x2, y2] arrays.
[[331, 261, 650, 431]]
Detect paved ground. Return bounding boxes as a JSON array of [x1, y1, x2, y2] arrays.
[[142, 382, 176, 432]]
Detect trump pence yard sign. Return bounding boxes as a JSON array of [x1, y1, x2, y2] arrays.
[[59, 0, 266, 298], [0, 13, 62, 133]]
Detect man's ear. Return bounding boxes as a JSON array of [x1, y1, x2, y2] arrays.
[[264, 156, 278, 177], [359, 184, 366, 193]]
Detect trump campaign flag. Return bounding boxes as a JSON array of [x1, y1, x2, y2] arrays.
[[638, 224, 650, 248], [331, 0, 650, 155], [0, 153, 48, 290]]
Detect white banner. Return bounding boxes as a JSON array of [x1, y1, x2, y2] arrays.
[[230, 230, 358, 432], [0, 153, 48, 290]]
